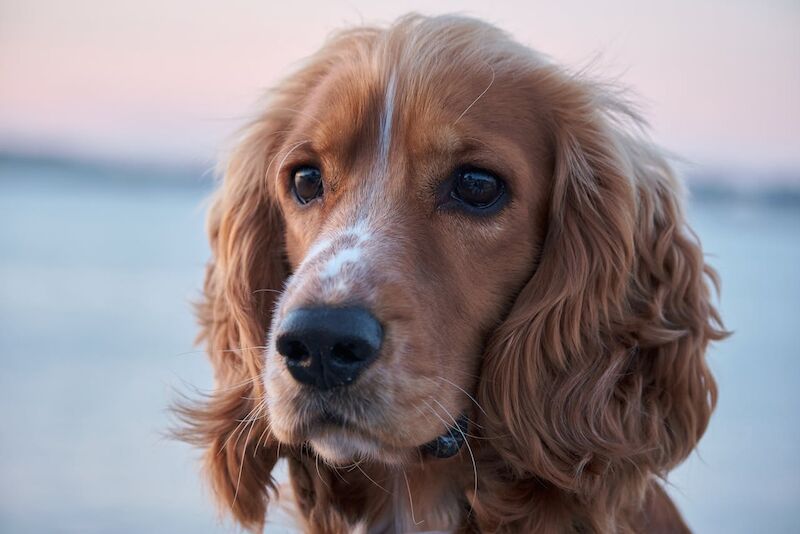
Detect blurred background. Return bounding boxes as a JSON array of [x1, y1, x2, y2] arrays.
[[1, 1, 798, 532]]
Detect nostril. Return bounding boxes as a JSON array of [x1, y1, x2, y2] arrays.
[[331, 341, 363, 365], [277, 334, 314, 365], [282, 339, 310, 361]]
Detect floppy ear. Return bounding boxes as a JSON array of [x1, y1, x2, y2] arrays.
[[477, 73, 726, 529], [174, 112, 294, 530]]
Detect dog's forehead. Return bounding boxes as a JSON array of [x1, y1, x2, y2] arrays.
[[279, 48, 547, 230], [304, 60, 499, 160]]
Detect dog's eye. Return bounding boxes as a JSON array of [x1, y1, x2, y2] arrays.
[[451, 167, 504, 210], [292, 166, 323, 204]]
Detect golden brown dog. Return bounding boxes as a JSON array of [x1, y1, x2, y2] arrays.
[[178, 14, 726, 533]]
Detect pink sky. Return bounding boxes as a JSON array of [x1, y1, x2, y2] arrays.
[[1, 0, 798, 178]]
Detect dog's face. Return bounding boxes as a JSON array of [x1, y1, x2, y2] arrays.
[[185, 16, 722, 532], [264, 56, 550, 465]]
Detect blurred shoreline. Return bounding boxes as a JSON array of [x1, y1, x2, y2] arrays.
[[0, 150, 214, 192], [3, 150, 800, 206]]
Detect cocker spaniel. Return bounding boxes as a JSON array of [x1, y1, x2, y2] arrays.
[[178, 14, 725, 533]]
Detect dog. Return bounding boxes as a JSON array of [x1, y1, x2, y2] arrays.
[[177, 14, 726, 533]]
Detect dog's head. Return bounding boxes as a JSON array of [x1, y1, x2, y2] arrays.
[[179, 15, 724, 531]]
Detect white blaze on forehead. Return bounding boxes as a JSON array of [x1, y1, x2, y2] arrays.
[[347, 219, 372, 243], [319, 220, 373, 280], [284, 74, 397, 301], [377, 71, 397, 174], [291, 72, 395, 290], [291, 235, 332, 280], [290, 220, 374, 288], [304, 236, 333, 263], [321, 246, 363, 279]]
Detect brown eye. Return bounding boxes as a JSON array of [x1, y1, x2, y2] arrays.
[[292, 166, 323, 204], [451, 167, 504, 209]]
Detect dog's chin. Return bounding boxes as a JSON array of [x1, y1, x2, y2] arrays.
[[308, 427, 409, 466]]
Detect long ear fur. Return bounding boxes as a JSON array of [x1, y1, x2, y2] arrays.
[[173, 119, 290, 530], [174, 27, 384, 531], [476, 70, 727, 532]]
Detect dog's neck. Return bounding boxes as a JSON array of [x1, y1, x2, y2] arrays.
[[384, 460, 467, 533], [287, 452, 469, 533]]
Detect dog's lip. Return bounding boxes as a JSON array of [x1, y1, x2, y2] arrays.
[[313, 409, 377, 439], [318, 409, 355, 429], [308, 409, 469, 459], [419, 414, 470, 458], [307, 410, 398, 458]]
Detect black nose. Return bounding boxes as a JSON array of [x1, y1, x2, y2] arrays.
[[275, 307, 383, 390]]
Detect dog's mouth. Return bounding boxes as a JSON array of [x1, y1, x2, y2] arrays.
[[315, 409, 469, 460]]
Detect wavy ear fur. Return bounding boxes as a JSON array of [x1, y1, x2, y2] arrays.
[[476, 69, 726, 532], [174, 119, 290, 530], [174, 28, 384, 531]]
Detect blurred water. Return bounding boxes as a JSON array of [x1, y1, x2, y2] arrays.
[[1, 161, 798, 533]]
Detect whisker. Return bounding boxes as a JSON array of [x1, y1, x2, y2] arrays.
[[415, 446, 425, 470], [270, 140, 311, 194], [232, 412, 258, 508], [420, 399, 454, 435], [219, 401, 265, 457], [412, 403, 435, 426], [401, 468, 424, 526], [429, 397, 479, 519], [428, 366, 484, 382], [233, 401, 269, 423], [429, 376, 488, 417], [355, 463, 390, 494], [276, 140, 310, 182], [254, 419, 274, 458], [211, 377, 263, 395], [454, 63, 495, 124], [419, 399, 485, 440], [239, 394, 268, 401], [314, 451, 330, 490], [219, 413, 255, 457], [252, 288, 282, 295], [330, 463, 349, 484], [263, 136, 298, 186]]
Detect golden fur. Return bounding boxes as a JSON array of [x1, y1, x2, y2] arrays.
[[176, 14, 726, 533]]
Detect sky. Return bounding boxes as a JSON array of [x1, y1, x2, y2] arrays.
[[1, 0, 798, 179]]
